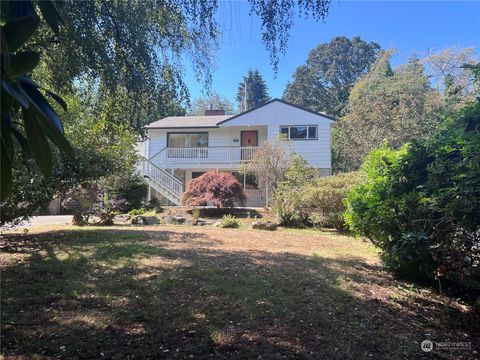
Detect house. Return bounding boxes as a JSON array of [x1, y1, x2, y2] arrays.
[[140, 98, 336, 206]]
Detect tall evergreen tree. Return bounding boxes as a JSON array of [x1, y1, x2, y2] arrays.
[[236, 70, 271, 111]]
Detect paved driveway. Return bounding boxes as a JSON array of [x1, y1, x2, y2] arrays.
[[15, 215, 73, 228]]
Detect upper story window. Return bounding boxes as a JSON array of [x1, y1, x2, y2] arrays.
[[167, 132, 208, 148], [280, 125, 317, 140]]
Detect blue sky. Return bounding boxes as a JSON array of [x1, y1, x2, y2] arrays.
[[183, 1, 480, 105]]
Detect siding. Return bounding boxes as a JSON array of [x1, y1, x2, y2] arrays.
[[220, 101, 333, 169]]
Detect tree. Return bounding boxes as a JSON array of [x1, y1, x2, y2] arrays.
[[422, 47, 479, 112], [333, 51, 443, 172], [345, 101, 480, 291], [0, 89, 139, 226], [283, 36, 381, 117], [242, 136, 293, 204], [187, 92, 235, 115], [181, 172, 246, 208], [236, 69, 271, 112], [1, 0, 333, 203]]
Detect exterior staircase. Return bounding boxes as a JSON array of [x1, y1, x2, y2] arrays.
[[141, 157, 183, 205]]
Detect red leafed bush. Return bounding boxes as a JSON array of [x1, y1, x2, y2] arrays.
[[182, 171, 246, 208]]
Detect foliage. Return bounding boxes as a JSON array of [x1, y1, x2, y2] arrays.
[[182, 171, 246, 208], [422, 47, 479, 112], [218, 214, 240, 228], [345, 102, 480, 289], [62, 179, 126, 226], [128, 208, 147, 217], [333, 50, 443, 172], [187, 92, 234, 115], [104, 174, 148, 213], [0, 90, 139, 226], [283, 36, 381, 117], [236, 69, 271, 112], [306, 172, 364, 229], [272, 155, 318, 227], [242, 136, 293, 204], [144, 197, 164, 213], [1, 0, 74, 201]]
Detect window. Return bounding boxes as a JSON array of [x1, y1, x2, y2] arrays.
[[231, 172, 259, 190], [167, 132, 208, 148], [191, 172, 206, 179], [279, 125, 318, 140]]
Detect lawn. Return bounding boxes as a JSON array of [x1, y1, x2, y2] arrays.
[[1, 225, 478, 359]]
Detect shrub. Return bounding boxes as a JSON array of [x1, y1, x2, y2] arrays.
[[272, 155, 318, 227], [128, 208, 146, 216], [305, 172, 363, 229], [106, 174, 148, 212], [218, 214, 240, 228], [182, 171, 246, 208], [62, 180, 126, 225], [345, 102, 480, 291], [144, 197, 164, 213]]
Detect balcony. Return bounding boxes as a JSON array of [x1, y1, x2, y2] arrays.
[[151, 146, 260, 169]]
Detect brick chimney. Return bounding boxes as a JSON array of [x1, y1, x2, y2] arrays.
[[204, 109, 226, 116]]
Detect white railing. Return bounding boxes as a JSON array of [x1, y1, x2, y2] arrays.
[[165, 146, 259, 164], [142, 158, 183, 202]]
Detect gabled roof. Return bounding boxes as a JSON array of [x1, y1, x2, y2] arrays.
[[145, 98, 337, 129], [217, 98, 337, 125], [146, 115, 230, 129]]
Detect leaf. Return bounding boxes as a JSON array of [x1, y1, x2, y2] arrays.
[[1, 80, 29, 108], [43, 89, 67, 111], [12, 127, 31, 157], [1, 117, 13, 201], [17, 78, 74, 159], [3, 14, 40, 52], [17, 76, 67, 111], [1, 86, 13, 117], [23, 109, 53, 177], [37, 0, 64, 34], [5, 52, 40, 78]]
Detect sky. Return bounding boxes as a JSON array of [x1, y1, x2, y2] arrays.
[[183, 0, 480, 106]]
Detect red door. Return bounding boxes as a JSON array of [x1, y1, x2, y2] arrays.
[[241, 131, 258, 160]]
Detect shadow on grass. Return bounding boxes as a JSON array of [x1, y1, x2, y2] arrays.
[[1, 228, 478, 360]]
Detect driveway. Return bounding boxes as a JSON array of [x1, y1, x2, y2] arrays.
[[14, 215, 73, 228]]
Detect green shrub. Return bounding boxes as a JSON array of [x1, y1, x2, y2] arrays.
[[305, 172, 363, 229], [128, 208, 146, 216], [272, 155, 318, 227], [105, 174, 148, 212], [273, 154, 362, 229], [345, 102, 480, 290], [218, 214, 240, 228]]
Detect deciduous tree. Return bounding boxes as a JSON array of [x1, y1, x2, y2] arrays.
[[283, 36, 381, 117]]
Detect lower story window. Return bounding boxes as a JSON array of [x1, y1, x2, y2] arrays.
[[231, 172, 258, 190], [280, 125, 317, 140]]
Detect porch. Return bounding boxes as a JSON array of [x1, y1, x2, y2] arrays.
[[150, 146, 261, 169]]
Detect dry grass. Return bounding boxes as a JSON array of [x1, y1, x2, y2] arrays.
[[1, 224, 478, 359]]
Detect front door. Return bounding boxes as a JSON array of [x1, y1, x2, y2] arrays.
[[241, 131, 258, 160]]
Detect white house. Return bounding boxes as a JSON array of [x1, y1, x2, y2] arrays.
[[140, 98, 336, 206]]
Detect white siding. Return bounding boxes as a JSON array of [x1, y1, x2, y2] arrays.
[[147, 126, 268, 157], [220, 101, 333, 169], [145, 100, 333, 169]]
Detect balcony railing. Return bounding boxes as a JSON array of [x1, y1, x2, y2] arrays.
[[161, 146, 259, 164]]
